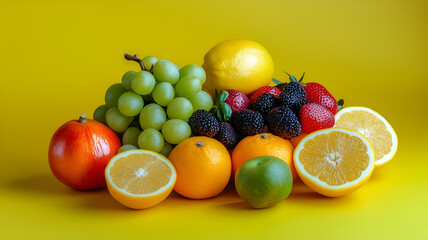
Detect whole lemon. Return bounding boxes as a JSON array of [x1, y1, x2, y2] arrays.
[[202, 39, 274, 95]]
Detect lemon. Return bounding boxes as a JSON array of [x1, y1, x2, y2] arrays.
[[105, 149, 176, 209], [334, 106, 398, 168], [294, 128, 375, 197], [202, 39, 274, 95]]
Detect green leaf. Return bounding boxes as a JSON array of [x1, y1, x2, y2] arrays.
[[220, 91, 229, 102], [223, 103, 232, 118], [337, 99, 344, 110], [209, 105, 217, 114], [214, 89, 221, 105], [215, 89, 221, 97], [284, 71, 297, 82], [299, 72, 306, 83], [216, 110, 223, 122], [272, 78, 282, 85]]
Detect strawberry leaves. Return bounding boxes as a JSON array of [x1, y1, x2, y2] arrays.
[[337, 99, 344, 111], [210, 89, 232, 122]]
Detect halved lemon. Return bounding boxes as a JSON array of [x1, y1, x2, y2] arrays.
[[105, 149, 176, 209], [334, 106, 398, 168], [294, 128, 375, 197]]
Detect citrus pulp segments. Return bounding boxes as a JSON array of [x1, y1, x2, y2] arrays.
[[105, 149, 176, 209], [294, 128, 375, 197], [334, 106, 398, 168]]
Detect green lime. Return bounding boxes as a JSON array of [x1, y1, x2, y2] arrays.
[[235, 156, 293, 209]]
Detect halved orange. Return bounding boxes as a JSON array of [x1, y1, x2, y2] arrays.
[[105, 149, 176, 209], [294, 128, 375, 197], [334, 106, 398, 168]]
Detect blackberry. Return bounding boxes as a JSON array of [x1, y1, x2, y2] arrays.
[[188, 110, 219, 137], [277, 82, 306, 114], [266, 106, 301, 140], [251, 93, 277, 116], [231, 109, 264, 136], [215, 122, 239, 150], [304, 100, 313, 104]]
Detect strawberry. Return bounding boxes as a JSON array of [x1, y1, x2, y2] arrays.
[[249, 86, 281, 106], [303, 82, 343, 114], [224, 89, 249, 113], [299, 103, 335, 134]]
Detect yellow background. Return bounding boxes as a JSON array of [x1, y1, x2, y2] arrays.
[[1, 0, 427, 239]]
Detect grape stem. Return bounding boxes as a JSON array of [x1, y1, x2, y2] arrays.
[[124, 53, 146, 71]]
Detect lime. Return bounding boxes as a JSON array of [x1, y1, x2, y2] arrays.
[[235, 156, 293, 209]]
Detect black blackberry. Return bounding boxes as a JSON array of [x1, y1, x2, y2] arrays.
[[215, 122, 239, 150], [277, 82, 306, 114], [266, 106, 301, 140], [304, 100, 313, 104], [251, 93, 277, 116], [231, 109, 264, 136], [188, 110, 219, 137]]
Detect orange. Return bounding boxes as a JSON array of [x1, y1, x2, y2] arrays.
[[105, 149, 176, 209], [168, 136, 231, 199], [294, 128, 375, 197], [231, 133, 296, 179], [289, 133, 307, 148], [334, 106, 398, 168]]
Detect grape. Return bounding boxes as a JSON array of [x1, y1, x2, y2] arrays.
[[175, 75, 202, 98], [142, 56, 158, 70], [159, 142, 172, 157], [173, 63, 180, 70], [153, 60, 180, 84], [152, 82, 175, 106], [122, 127, 142, 147], [105, 107, 133, 133], [117, 91, 144, 117], [161, 119, 191, 144], [105, 83, 126, 107], [189, 91, 213, 112], [121, 71, 136, 91], [179, 64, 206, 84], [166, 98, 193, 120], [93, 105, 109, 124], [138, 128, 164, 152], [117, 144, 137, 153], [131, 71, 156, 95], [139, 104, 166, 130]]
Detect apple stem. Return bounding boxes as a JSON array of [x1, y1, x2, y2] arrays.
[[124, 53, 146, 71], [78, 114, 87, 123], [196, 141, 204, 147]]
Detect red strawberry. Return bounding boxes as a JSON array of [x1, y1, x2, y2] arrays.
[[299, 103, 335, 134], [224, 89, 249, 113], [303, 82, 341, 114], [249, 86, 281, 106]]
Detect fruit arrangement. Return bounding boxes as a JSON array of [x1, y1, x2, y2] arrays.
[[48, 39, 398, 209]]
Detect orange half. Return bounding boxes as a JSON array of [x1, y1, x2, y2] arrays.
[[294, 128, 375, 197], [105, 149, 176, 209]]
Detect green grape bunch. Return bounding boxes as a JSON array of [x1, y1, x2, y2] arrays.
[[92, 53, 213, 157]]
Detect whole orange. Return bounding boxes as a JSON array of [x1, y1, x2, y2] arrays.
[[231, 133, 296, 179], [289, 133, 308, 148], [168, 136, 231, 199]]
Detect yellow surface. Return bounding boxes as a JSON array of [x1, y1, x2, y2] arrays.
[[0, 0, 427, 239]]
